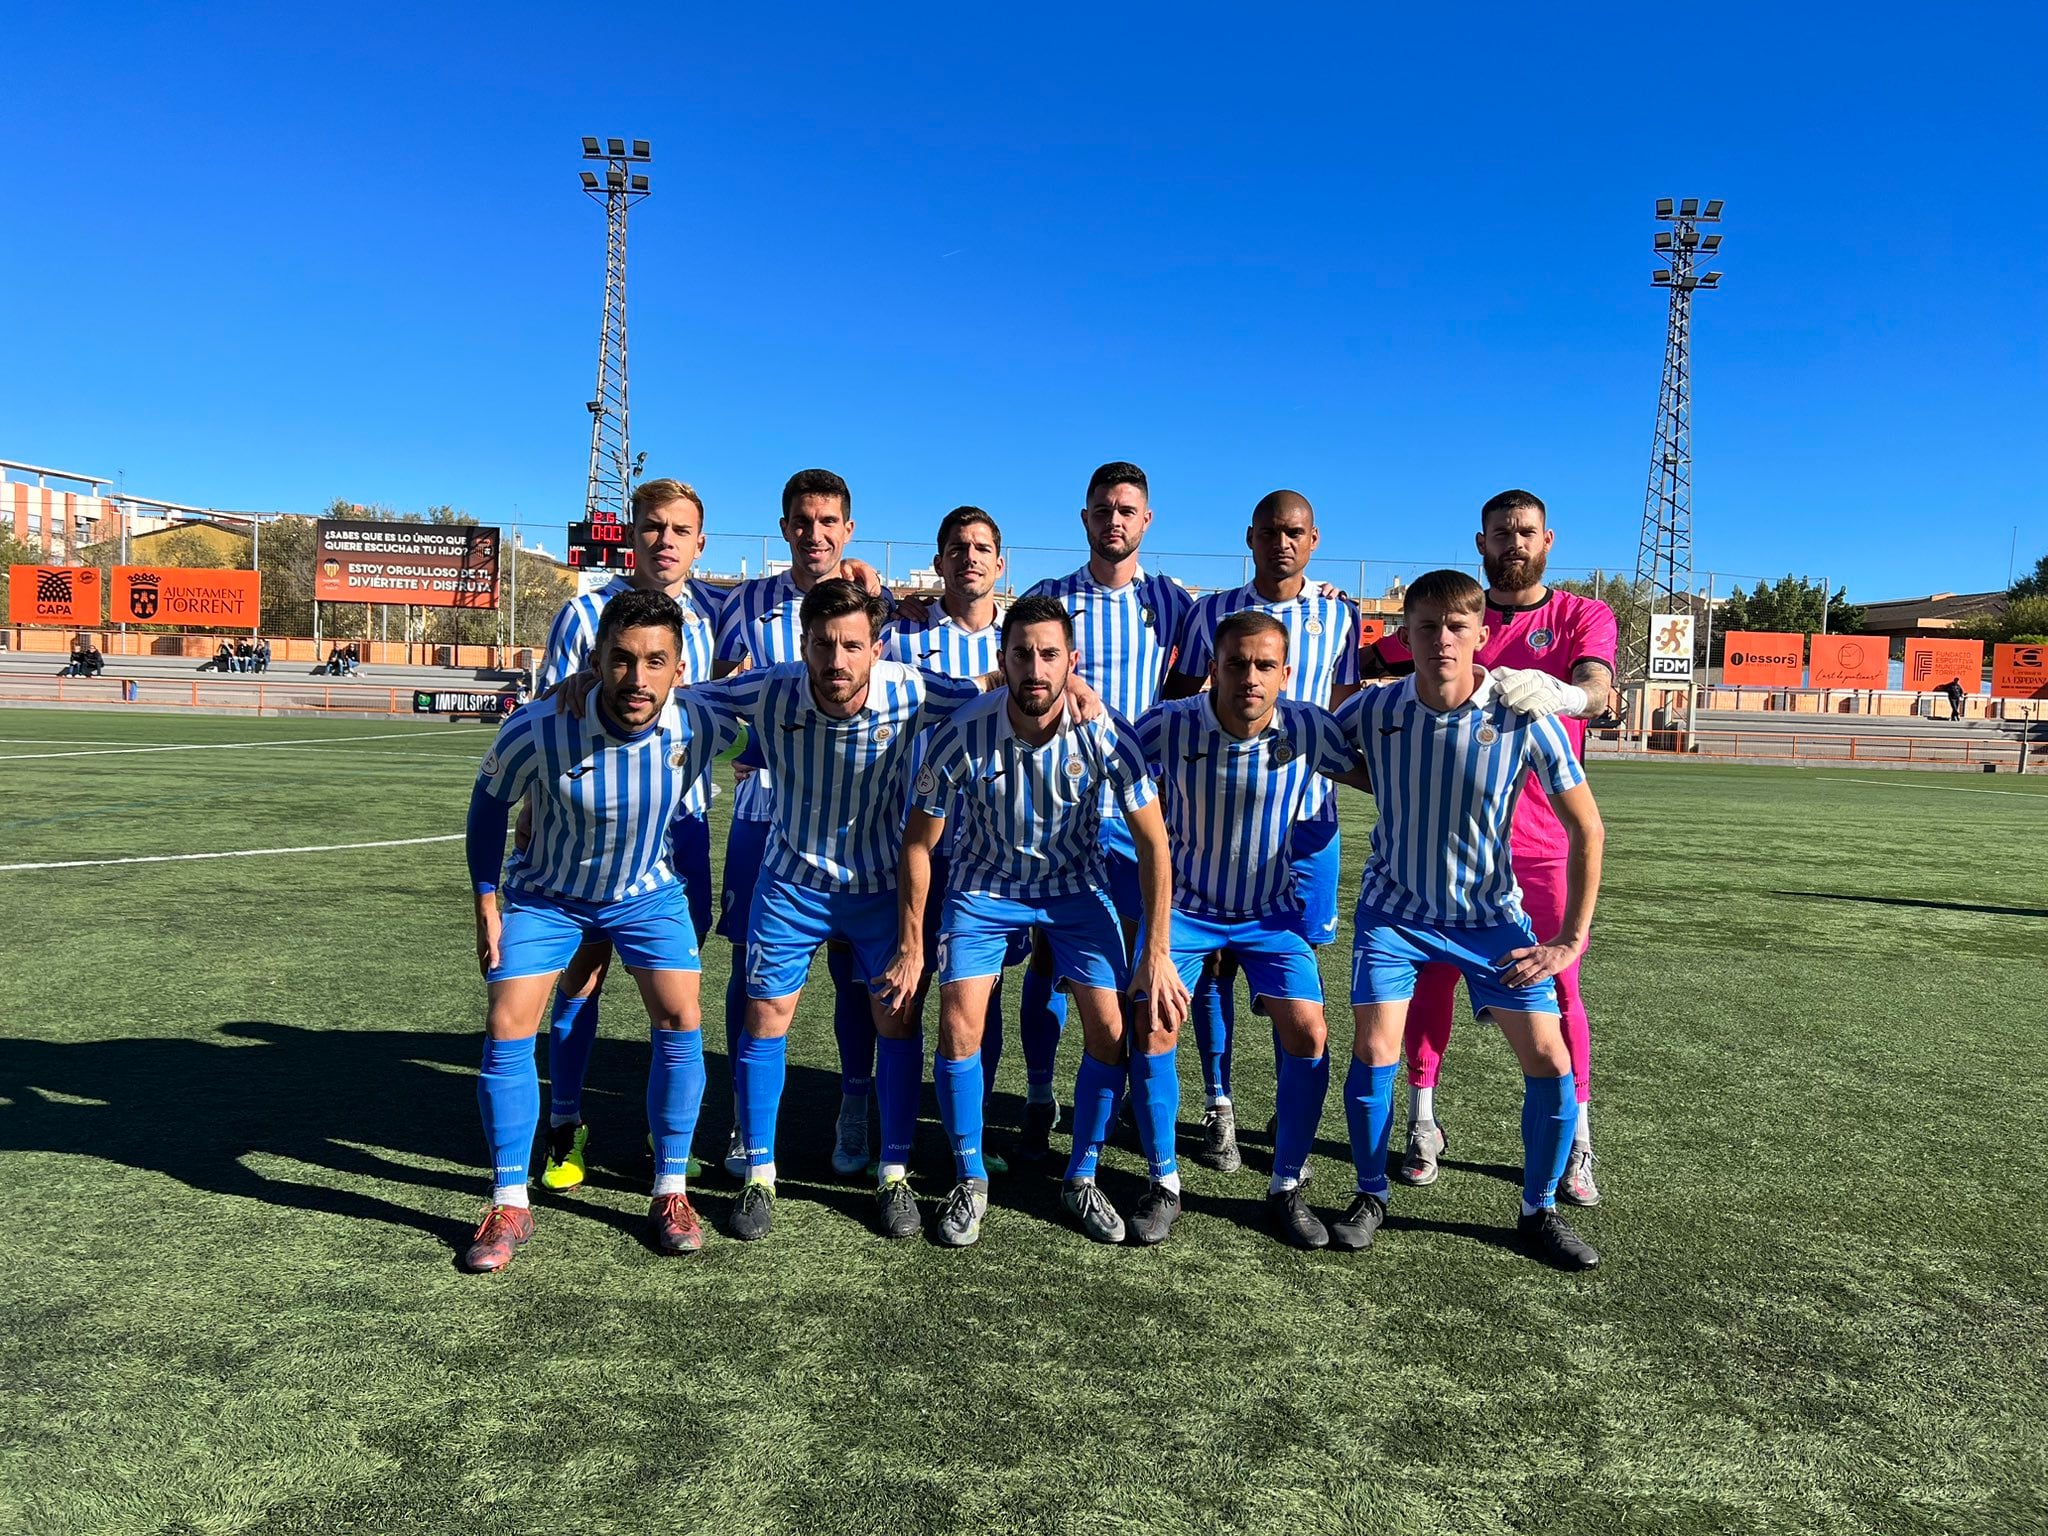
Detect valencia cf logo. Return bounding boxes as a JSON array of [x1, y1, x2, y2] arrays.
[[1476, 725, 1499, 745], [127, 571, 161, 620], [1527, 628, 1554, 652]]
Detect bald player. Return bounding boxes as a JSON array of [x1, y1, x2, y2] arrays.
[[1365, 489, 1617, 1206]]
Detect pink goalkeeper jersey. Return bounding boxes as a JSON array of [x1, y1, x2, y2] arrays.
[[1366, 588, 1617, 863]]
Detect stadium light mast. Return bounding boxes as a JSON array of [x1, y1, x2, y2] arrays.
[[1624, 196, 1725, 681], [579, 136, 651, 527]]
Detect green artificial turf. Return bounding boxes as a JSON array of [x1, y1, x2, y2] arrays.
[[1, 707, 2043, 1535]]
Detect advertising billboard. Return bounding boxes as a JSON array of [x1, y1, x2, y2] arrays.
[[1991, 643, 2048, 700], [111, 567, 261, 627], [1807, 634, 1889, 689], [8, 564, 102, 626], [1720, 631, 1805, 687], [1901, 637, 1984, 694], [315, 519, 501, 609]]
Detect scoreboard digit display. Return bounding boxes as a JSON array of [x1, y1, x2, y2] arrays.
[[566, 515, 636, 572]]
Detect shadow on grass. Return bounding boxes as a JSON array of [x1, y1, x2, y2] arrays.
[[1773, 889, 2048, 920]]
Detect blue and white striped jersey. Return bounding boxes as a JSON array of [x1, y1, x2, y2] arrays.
[[538, 576, 726, 815], [477, 692, 742, 903], [883, 607, 1004, 860], [1333, 674, 1585, 927], [1022, 566, 1191, 815], [711, 573, 808, 824], [912, 690, 1156, 901], [690, 659, 982, 893], [1172, 581, 1361, 823], [1135, 695, 1358, 920]]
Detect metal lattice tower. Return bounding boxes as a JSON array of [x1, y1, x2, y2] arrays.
[[579, 137, 652, 525], [1624, 197, 1725, 679]]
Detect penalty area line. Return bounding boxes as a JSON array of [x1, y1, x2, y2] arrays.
[[1816, 775, 2045, 798], [0, 833, 463, 873]]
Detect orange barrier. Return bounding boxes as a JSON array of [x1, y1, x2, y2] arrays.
[[1630, 731, 2032, 767]]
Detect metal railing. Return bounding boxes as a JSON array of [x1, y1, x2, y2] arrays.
[[0, 674, 422, 715]]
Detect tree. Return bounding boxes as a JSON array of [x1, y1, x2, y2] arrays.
[[2008, 552, 2048, 602], [1959, 595, 2048, 647], [1709, 575, 1862, 663]]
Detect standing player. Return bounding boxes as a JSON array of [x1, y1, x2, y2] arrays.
[[1014, 461, 1192, 1159], [1370, 490, 1617, 1205], [691, 581, 987, 1242], [712, 469, 889, 1179], [1161, 489, 1360, 1171], [1330, 570, 1605, 1269], [1139, 612, 1368, 1247], [462, 591, 742, 1271], [527, 478, 727, 1192], [879, 507, 1019, 1149], [878, 596, 1187, 1246]]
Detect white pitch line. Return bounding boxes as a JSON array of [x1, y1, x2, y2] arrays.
[[0, 730, 473, 762], [1816, 775, 2046, 799], [0, 833, 463, 873]]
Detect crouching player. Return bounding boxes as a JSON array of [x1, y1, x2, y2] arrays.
[[462, 591, 741, 1271], [877, 595, 1189, 1246], [1136, 611, 1368, 1248], [1329, 570, 1605, 1269]]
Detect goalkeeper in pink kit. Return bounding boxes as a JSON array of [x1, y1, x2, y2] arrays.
[[1364, 490, 1617, 1205]]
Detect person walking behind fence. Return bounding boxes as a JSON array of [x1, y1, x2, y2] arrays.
[[1942, 678, 1965, 721]]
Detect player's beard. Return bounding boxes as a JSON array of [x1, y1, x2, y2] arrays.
[[1087, 531, 1140, 564], [1012, 680, 1059, 718], [1484, 546, 1547, 591]]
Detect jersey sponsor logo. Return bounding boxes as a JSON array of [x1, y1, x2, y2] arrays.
[[566, 764, 593, 779], [1527, 627, 1554, 652]]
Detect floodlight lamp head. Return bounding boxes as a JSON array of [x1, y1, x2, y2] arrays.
[[1653, 269, 1672, 284], [580, 171, 599, 190], [632, 139, 651, 159], [1702, 271, 1724, 286], [1702, 199, 1725, 220], [630, 173, 649, 192], [1680, 197, 1699, 216], [1654, 231, 1673, 250], [607, 137, 626, 156], [1702, 233, 1723, 251], [1656, 197, 1675, 218], [582, 136, 601, 155], [607, 168, 625, 189]]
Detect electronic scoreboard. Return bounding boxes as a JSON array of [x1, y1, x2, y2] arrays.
[[565, 513, 636, 571]]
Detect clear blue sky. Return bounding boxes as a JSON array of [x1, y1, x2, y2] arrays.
[[5, 3, 2041, 599]]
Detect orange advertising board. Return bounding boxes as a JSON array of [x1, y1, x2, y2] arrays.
[[1720, 630, 1805, 687], [112, 566, 262, 628], [1807, 633, 1889, 689], [1357, 616, 1387, 646], [8, 564, 103, 625], [1991, 643, 2048, 700], [1902, 637, 1984, 694]]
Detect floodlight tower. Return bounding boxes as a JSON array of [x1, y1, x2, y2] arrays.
[[579, 136, 652, 526], [1624, 197, 1725, 679]]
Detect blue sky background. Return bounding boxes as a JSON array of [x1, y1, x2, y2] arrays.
[[4, 3, 2041, 598]]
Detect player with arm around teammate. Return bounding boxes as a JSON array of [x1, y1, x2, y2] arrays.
[[527, 478, 727, 1194], [877, 595, 1190, 1246], [1329, 569, 1605, 1269], [462, 590, 743, 1271], [1136, 610, 1369, 1248]]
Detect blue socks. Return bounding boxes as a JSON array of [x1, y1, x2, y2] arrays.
[[1192, 972, 1233, 1102], [1129, 1045, 1180, 1182], [1065, 1050, 1123, 1182], [546, 991, 599, 1124], [1272, 1047, 1330, 1188], [981, 981, 1004, 1105], [1019, 967, 1068, 1099], [724, 947, 747, 1061], [478, 1035, 539, 1199], [647, 1027, 706, 1188], [735, 1033, 787, 1175], [827, 945, 876, 1098], [934, 1051, 987, 1182], [1522, 1071, 1578, 1211], [875, 1034, 923, 1175], [1343, 1057, 1398, 1199]]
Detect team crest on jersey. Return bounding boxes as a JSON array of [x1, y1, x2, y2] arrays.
[[1141, 607, 1156, 627], [1063, 759, 1085, 778], [913, 767, 938, 797], [670, 749, 687, 768], [1304, 618, 1323, 636], [874, 724, 894, 745], [1271, 742, 1296, 765], [1477, 724, 1500, 745], [1527, 627, 1554, 652]]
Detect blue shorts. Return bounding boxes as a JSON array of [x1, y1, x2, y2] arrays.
[[490, 882, 701, 984], [669, 812, 713, 942], [1163, 909, 1323, 1004], [1348, 904, 1559, 1018], [1288, 815, 1342, 947], [717, 816, 771, 944], [923, 855, 1033, 974], [939, 888, 1127, 993], [746, 875, 899, 1002], [1099, 813, 1142, 924]]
